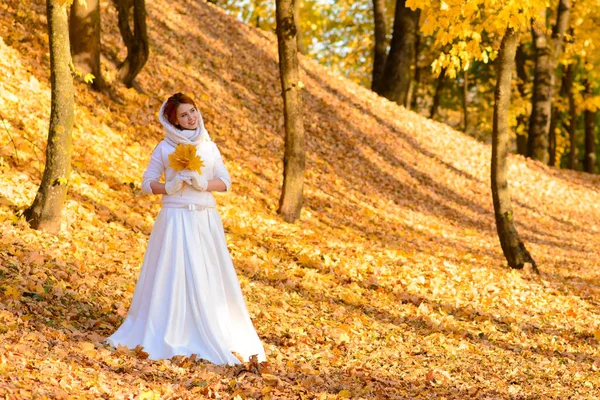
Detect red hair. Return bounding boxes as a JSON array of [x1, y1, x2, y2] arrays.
[[163, 93, 197, 128]]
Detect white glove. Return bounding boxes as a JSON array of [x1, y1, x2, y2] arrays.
[[179, 170, 208, 192], [164, 174, 185, 195]]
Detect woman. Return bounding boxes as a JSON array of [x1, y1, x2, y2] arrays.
[[106, 93, 266, 365]]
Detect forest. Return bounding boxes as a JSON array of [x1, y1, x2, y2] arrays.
[[0, 0, 599, 398], [218, 0, 599, 171]]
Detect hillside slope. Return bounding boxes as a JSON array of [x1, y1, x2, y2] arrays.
[[1, 0, 600, 398]]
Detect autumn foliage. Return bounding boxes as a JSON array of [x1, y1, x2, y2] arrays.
[[1, 0, 600, 398], [168, 144, 205, 173]]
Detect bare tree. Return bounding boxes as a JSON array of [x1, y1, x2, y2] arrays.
[[462, 69, 469, 132], [515, 44, 529, 156], [294, 0, 306, 54], [25, 0, 75, 233], [113, 0, 149, 88], [584, 78, 597, 173], [377, 0, 420, 107], [276, 0, 305, 222], [548, 64, 569, 166], [491, 28, 538, 273], [430, 67, 446, 119], [371, 0, 387, 92], [566, 62, 578, 170], [527, 0, 571, 163], [69, 0, 106, 91]]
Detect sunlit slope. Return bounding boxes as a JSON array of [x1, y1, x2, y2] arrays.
[[1, 0, 600, 398]]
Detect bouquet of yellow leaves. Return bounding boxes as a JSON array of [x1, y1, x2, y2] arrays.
[[168, 144, 205, 173]]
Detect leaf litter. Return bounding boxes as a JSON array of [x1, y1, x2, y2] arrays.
[[0, 0, 600, 398]]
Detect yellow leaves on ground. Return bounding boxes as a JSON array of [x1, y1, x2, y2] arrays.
[[261, 373, 279, 387], [168, 143, 205, 173], [1, 0, 600, 398], [139, 391, 161, 400], [3, 285, 21, 300], [78, 341, 97, 358]]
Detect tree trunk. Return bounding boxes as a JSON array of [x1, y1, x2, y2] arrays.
[[406, 22, 421, 109], [584, 78, 596, 174], [548, 64, 568, 166], [371, 0, 387, 92], [548, 111, 557, 166], [527, 0, 571, 163], [548, 69, 561, 167], [566, 63, 577, 170], [114, 0, 149, 88], [515, 44, 529, 156], [462, 69, 469, 132], [276, 0, 305, 223], [377, 0, 419, 107], [584, 109, 596, 173], [430, 67, 446, 119], [69, 0, 106, 91], [24, 0, 74, 233], [491, 28, 538, 273], [527, 22, 552, 162], [293, 0, 306, 54]]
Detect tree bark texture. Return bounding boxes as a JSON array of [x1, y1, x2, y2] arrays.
[[371, 0, 387, 92], [276, 0, 305, 223], [515, 44, 529, 156], [406, 23, 421, 109], [491, 28, 538, 273], [430, 67, 446, 119], [566, 63, 577, 170], [69, 0, 106, 91], [293, 0, 306, 54], [584, 79, 596, 173], [548, 64, 570, 166], [25, 0, 74, 233], [527, 23, 552, 162], [527, 0, 571, 163], [462, 69, 469, 132], [377, 0, 419, 107], [114, 0, 149, 88]]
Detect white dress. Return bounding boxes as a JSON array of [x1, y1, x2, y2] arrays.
[[106, 135, 266, 365]]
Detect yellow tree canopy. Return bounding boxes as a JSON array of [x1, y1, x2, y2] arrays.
[[407, 0, 548, 77]]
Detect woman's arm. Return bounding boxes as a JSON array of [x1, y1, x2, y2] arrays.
[[144, 142, 228, 194], [142, 144, 165, 195], [207, 179, 226, 192], [212, 144, 231, 191], [153, 178, 224, 193], [150, 181, 167, 194]]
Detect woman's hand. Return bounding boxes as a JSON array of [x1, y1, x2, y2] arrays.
[[179, 170, 208, 192], [164, 174, 186, 195]]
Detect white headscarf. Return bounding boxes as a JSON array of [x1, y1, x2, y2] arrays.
[[158, 99, 211, 147]]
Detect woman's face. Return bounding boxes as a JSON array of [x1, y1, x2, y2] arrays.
[[176, 103, 199, 130]]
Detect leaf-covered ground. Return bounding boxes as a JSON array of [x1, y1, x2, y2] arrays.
[[1, 0, 600, 398]]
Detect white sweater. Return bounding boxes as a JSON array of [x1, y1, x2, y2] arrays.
[[141, 139, 231, 207]]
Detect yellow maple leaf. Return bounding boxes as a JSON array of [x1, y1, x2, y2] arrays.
[[262, 373, 279, 387], [139, 391, 160, 400], [79, 342, 97, 358], [4, 286, 21, 300], [83, 73, 95, 84], [134, 345, 149, 359], [116, 344, 130, 355], [168, 144, 204, 173]]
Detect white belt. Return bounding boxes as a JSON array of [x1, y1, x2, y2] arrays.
[[162, 204, 215, 211]]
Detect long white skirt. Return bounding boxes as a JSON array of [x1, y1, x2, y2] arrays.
[[106, 207, 266, 365]]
